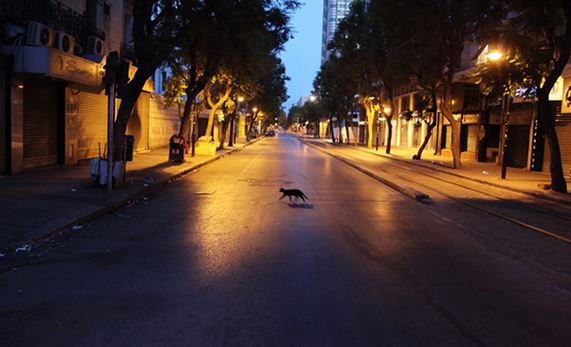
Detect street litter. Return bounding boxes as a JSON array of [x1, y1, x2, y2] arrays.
[[72, 225, 84, 231], [16, 244, 32, 252], [482, 171, 489, 175], [70, 188, 77, 192], [0, 253, 5, 257], [143, 183, 149, 187], [144, 177, 156, 183]]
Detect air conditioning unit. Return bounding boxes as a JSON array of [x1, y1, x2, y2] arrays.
[[26, 21, 54, 47], [86, 35, 105, 55], [54, 32, 75, 54]]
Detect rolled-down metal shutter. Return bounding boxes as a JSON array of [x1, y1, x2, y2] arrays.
[[23, 80, 58, 169], [467, 125, 479, 153], [544, 122, 571, 177], [401, 121, 408, 147], [77, 90, 108, 159], [445, 125, 452, 149]]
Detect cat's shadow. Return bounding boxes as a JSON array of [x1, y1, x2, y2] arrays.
[[287, 202, 314, 209]]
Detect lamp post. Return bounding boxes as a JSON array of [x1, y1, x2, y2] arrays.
[[487, 49, 511, 179]]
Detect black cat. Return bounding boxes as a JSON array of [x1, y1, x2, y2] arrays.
[[279, 188, 309, 203]]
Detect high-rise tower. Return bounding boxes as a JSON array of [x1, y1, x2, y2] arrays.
[[321, 0, 355, 64]]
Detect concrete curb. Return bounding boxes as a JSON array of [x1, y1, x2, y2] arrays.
[[298, 138, 430, 202], [343, 144, 571, 206], [3, 140, 260, 253]]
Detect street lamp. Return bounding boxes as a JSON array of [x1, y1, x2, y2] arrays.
[[488, 48, 511, 179], [487, 50, 504, 62]]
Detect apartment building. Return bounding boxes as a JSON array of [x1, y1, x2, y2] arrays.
[[0, 0, 179, 175]]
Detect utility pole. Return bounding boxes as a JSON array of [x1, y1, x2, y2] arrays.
[[103, 52, 119, 194], [500, 94, 511, 179]]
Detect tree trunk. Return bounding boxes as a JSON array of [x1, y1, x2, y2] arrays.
[[414, 92, 438, 160], [450, 119, 462, 168], [386, 116, 393, 154], [534, 9, 569, 192], [204, 86, 232, 143], [329, 115, 336, 143], [414, 117, 437, 160], [538, 92, 568, 193], [248, 113, 259, 138], [228, 114, 236, 146], [113, 67, 149, 160], [349, 117, 358, 145], [363, 104, 376, 149], [179, 82, 208, 138], [218, 119, 229, 150], [204, 108, 217, 142]]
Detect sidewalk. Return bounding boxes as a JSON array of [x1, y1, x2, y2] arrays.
[[0, 139, 254, 251], [303, 136, 571, 204]]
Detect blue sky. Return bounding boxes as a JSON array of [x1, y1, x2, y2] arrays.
[[281, 1, 323, 110]]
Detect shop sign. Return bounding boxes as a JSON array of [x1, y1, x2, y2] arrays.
[[562, 78, 571, 114], [462, 114, 479, 124], [50, 51, 102, 86], [549, 76, 564, 101]]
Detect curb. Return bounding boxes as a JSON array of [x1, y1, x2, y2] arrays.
[[344, 144, 571, 206], [3, 140, 259, 254], [298, 138, 430, 202]]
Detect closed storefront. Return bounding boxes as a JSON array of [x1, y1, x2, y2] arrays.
[[149, 94, 180, 149], [77, 90, 107, 159], [506, 103, 533, 169], [400, 119, 408, 147], [543, 120, 571, 178], [466, 125, 479, 153], [412, 123, 421, 147], [506, 125, 531, 168], [444, 125, 452, 149], [23, 79, 62, 169]]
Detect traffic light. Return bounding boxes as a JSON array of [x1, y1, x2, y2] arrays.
[[116, 60, 130, 99]]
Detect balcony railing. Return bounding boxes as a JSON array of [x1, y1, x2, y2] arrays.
[[0, 0, 89, 52]]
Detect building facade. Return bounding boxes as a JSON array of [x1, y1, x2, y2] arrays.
[[0, 0, 180, 175], [321, 0, 355, 64]]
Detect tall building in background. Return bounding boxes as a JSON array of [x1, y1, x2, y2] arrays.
[[321, 0, 355, 64]]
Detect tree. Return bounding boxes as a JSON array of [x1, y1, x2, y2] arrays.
[[113, 0, 192, 159], [328, 0, 403, 151], [473, 0, 570, 193], [247, 57, 289, 138], [163, 0, 297, 152], [313, 59, 344, 143]]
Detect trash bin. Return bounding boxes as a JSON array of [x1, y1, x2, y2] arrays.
[[125, 135, 134, 161], [169, 135, 185, 163]]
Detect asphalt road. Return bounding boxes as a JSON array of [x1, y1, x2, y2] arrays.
[[1, 134, 570, 346]]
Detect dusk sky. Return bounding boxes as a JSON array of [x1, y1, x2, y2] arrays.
[[280, 1, 323, 110]]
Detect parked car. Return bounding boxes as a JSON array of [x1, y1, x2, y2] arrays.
[[264, 130, 276, 137]]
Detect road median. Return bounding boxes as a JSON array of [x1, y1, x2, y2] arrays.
[[298, 138, 430, 202]]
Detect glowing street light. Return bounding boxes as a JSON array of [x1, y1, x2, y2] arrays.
[[309, 95, 317, 102], [487, 48, 511, 179], [487, 50, 504, 62]]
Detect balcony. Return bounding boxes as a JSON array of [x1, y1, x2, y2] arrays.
[[0, 0, 88, 52]]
